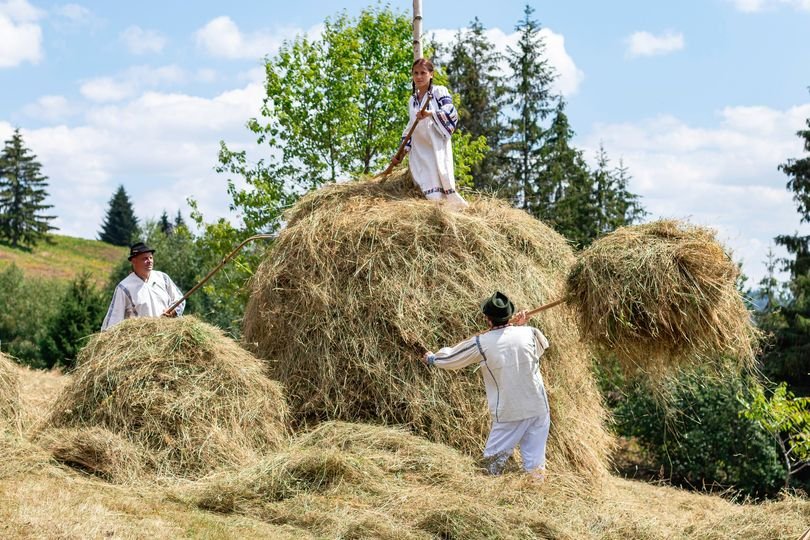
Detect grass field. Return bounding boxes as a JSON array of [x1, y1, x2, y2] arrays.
[[0, 234, 126, 284]]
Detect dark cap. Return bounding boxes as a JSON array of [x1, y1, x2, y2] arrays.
[[128, 242, 155, 261], [481, 291, 515, 324]]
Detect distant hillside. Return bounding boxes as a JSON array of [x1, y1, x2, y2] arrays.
[[0, 235, 126, 285]]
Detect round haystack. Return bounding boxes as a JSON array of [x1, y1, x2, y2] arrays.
[[245, 171, 612, 477], [42, 316, 289, 479], [0, 352, 21, 434], [566, 220, 759, 373]]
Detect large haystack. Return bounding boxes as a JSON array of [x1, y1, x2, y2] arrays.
[[566, 220, 758, 374], [42, 316, 289, 479], [245, 171, 611, 477], [0, 352, 21, 434]]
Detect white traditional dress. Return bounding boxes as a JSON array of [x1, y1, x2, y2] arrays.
[[426, 325, 551, 474], [101, 271, 185, 331], [402, 84, 468, 207]]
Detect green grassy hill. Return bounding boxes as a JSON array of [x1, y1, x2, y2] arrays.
[[0, 235, 126, 285]]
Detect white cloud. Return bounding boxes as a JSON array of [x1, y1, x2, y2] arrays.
[[728, 0, 810, 11], [580, 103, 810, 284], [120, 25, 166, 55], [13, 81, 267, 238], [79, 65, 187, 102], [0, 0, 44, 68], [0, 0, 44, 21], [429, 26, 584, 97], [55, 3, 91, 22], [21, 95, 78, 121], [626, 31, 684, 58], [194, 16, 321, 60]]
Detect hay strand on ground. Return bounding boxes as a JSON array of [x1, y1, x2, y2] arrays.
[[566, 220, 759, 373], [41, 316, 289, 479], [245, 171, 611, 478]]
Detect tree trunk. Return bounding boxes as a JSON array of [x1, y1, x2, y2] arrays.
[[413, 0, 423, 60]]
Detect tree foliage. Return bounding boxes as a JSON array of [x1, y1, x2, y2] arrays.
[[0, 128, 56, 248], [40, 272, 106, 369], [613, 368, 785, 497], [444, 17, 506, 192], [764, 91, 810, 391], [741, 382, 810, 488], [0, 264, 64, 368], [502, 5, 556, 208], [98, 185, 138, 247]]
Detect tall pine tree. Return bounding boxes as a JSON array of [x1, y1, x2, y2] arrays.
[[502, 5, 556, 209], [98, 185, 138, 246], [765, 94, 810, 391], [0, 129, 56, 248], [445, 17, 506, 193]]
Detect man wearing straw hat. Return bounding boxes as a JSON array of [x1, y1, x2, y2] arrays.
[[422, 291, 551, 479], [101, 242, 185, 331]]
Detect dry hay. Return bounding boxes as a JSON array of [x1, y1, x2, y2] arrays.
[[41, 316, 289, 479], [245, 170, 611, 477], [0, 352, 21, 434], [566, 219, 759, 374], [185, 421, 810, 539], [37, 427, 149, 483]]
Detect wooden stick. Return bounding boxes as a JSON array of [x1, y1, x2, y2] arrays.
[[380, 94, 432, 180], [507, 297, 567, 325], [162, 234, 276, 316]]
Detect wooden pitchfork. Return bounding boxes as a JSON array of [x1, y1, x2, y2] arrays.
[[379, 92, 432, 180], [162, 234, 276, 317]]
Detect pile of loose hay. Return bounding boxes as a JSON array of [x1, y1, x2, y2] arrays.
[[245, 171, 611, 477], [41, 316, 289, 480], [566, 220, 759, 373], [0, 352, 21, 434]]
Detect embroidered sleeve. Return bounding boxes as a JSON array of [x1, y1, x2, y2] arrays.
[[430, 86, 458, 139], [431, 335, 483, 370]]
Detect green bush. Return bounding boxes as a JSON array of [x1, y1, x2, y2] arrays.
[[589, 254, 791, 497], [40, 272, 106, 368], [0, 264, 65, 368], [610, 366, 785, 497]]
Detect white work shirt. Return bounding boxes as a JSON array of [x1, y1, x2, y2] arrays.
[[101, 271, 185, 331], [429, 326, 550, 423]]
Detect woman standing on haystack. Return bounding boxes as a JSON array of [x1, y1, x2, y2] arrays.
[[392, 58, 468, 208]]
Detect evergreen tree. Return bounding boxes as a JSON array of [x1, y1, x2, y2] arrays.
[[0, 129, 56, 248], [538, 99, 594, 240], [158, 210, 173, 235], [502, 5, 556, 209], [591, 147, 646, 238], [98, 185, 138, 246], [445, 18, 506, 193], [174, 210, 186, 231], [765, 95, 810, 391], [40, 272, 106, 369]]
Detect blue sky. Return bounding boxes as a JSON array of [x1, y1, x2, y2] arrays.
[[1, 0, 809, 284]]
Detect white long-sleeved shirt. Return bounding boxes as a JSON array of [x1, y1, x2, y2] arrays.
[[101, 271, 185, 331], [428, 325, 550, 423]]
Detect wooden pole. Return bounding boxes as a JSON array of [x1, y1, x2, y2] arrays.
[[413, 0, 423, 60]]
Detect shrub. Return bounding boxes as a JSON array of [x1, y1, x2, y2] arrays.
[[0, 264, 64, 367], [40, 271, 107, 368], [613, 367, 785, 497]]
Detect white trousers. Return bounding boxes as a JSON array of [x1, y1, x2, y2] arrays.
[[483, 413, 551, 475]]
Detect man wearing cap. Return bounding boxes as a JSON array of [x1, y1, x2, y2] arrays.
[[422, 291, 551, 478], [101, 242, 186, 331]]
